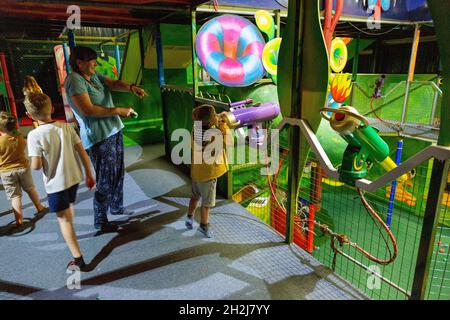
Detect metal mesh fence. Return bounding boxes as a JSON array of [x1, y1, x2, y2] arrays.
[[307, 157, 432, 300], [426, 167, 450, 300], [352, 75, 441, 128], [229, 122, 448, 300]]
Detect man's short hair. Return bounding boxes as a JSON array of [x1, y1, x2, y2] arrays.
[[24, 92, 52, 120]]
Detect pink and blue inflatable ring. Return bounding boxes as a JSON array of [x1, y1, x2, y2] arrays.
[[195, 14, 266, 87]]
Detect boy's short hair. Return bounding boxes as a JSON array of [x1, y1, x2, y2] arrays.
[[24, 92, 52, 121], [0, 111, 17, 132], [192, 105, 217, 128]]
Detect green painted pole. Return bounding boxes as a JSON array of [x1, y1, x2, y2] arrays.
[[428, 1, 450, 147], [275, 9, 281, 38], [284, 0, 305, 244], [351, 37, 360, 82], [411, 160, 449, 299], [191, 9, 199, 97]]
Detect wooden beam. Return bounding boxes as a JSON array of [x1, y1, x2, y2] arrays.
[[0, 8, 152, 26]]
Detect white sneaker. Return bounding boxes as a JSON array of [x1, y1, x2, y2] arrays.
[[199, 224, 213, 238], [185, 215, 194, 230]]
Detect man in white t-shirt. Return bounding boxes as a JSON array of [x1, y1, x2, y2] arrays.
[[24, 92, 95, 271]]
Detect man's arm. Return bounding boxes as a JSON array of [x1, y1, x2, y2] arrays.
[[70, 93, 133, 118], [74, 142, 96, 189]]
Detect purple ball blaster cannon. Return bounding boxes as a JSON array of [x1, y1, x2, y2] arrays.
[[221, 99, 281, 145]]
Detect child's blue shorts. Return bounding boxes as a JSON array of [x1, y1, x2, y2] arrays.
[[47, 184, 79, 213]]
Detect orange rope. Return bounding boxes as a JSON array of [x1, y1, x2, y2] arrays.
[[370, 97, 401, 129], [351, 188, 398, 265]]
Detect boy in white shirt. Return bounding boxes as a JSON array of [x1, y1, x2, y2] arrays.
[[25, 92, 95, 271]]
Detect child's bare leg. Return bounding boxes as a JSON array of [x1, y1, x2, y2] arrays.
[[56, 206, 82, 258], [188, 197, 199, 216], [26, 187, 46, 212], [200, 206, 211, 225], [11, 197, 23, 226]]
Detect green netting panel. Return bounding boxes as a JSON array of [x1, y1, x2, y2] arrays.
[[161, 87, 195, 151], [307, 151, 432, 300], [426, 167, 450, 300], [160, 24, 192, 47], [352, 74, 441, 126], [112, 69, 164, 147], [228, 118, 446, 299], [121, 30, 147, 85]]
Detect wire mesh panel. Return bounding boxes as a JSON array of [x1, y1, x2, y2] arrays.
[[229, 119, 449, 299], [426, 167, 450, 300], [306, 155, 432, 300], [230, 127, 288, 236], [352, 74, 441, 127]]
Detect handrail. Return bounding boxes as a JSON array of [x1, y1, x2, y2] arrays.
[[277, 117, 450, 192], [277, 118, 340, 179], [356, 145, 450, 192]]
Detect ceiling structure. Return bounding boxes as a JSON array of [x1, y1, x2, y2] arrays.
[[0, 0, 209, 38], [0, 1, 436, 41]]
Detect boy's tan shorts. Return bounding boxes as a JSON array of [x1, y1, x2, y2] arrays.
[[0, 167, 36, 200], [192, 178, 217, 208]]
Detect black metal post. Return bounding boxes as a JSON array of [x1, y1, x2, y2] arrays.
[[410, 159, 449, 299], [284, 0, 305, 243]]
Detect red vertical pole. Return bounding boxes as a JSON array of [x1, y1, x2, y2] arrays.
[[323, 0, 344, 54], [0, 52, 18, 128], [374, 0, 382, 22], [323, 0, 333, 54], [310, 161, 323, 211], [307, 204, 315, 254]]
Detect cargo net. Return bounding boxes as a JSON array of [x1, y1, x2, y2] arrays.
[[230, 130, 449, 300]]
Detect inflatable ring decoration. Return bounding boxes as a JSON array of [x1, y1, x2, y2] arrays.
[[195, 14, 266, 87]]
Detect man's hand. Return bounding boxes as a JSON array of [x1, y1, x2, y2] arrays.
[[131, 85, 148, 99]]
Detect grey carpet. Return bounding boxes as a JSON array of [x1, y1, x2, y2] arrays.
[[0, 144, 367, 300]]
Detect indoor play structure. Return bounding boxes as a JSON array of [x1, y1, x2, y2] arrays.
[[159, 0, 450, 300], [0, 0, 448, 301]]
